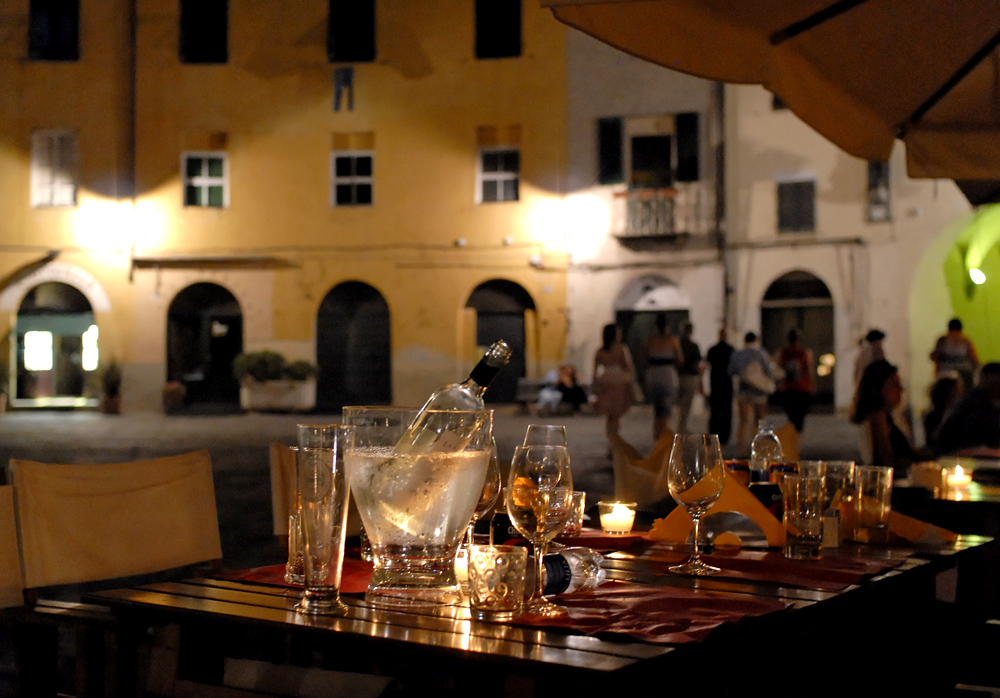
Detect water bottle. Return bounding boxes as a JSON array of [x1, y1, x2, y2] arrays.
[[528, 547, 607, 595], [749, 419, 783, 483]]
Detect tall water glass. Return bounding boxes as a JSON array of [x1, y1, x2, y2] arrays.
[[295, 424, 352, 616], [523, 424, 568, 447]]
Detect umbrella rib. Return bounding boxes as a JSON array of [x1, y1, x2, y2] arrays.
[[769, 0, 871, 45], [903, 28, 1000, 133]]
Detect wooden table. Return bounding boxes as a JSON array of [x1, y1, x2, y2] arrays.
[[85, 536, 993, 697]]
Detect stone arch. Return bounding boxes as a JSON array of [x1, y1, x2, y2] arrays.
[[466, 279, 536, 403], [315, 281, 392, 410]]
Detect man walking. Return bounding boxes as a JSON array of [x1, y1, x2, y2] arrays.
[[676, 322, 702, 433], [706, 328, 734, 443]]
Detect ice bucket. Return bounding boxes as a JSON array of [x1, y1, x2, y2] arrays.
[[343, 406, 492, 608]]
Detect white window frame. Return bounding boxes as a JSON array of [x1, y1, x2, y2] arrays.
[[330, 150, 374, 207], [182, 151, 229, 208], [477, 147, 519, 203], [31, 129, 78, 208]]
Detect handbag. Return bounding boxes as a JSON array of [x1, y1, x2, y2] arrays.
[[740, 360, 776, 395]]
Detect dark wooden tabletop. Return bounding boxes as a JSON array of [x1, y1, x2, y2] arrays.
[[84, 535, 993, 696]]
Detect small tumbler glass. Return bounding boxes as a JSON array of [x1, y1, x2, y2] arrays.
[[467, 545, 527, 622]]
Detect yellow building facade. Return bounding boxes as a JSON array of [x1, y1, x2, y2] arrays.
[[0, 0, 570, 411]]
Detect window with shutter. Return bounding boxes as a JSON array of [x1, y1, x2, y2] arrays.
[[31, 130, 78, 207]]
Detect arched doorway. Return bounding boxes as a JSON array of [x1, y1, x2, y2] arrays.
[[15, 282, 96, 406], [614, 275, 690, 394], [167, 283, 243, 408], [761, 270, 835, 406], [466, 280, 534, 403], [316, 282, 391, 411]]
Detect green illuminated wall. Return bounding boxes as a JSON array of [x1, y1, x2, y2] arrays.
[[944, 204, 1000, 363]]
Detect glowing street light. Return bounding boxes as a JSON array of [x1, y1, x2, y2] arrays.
[[970, 267, 987, 285]]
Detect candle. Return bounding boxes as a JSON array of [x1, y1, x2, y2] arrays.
[[947, 464, 972, 490], [599, 501, 636, 534]]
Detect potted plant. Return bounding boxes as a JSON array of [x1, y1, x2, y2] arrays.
[[101, 360, 123, 414], [234, 351, 318, 412]]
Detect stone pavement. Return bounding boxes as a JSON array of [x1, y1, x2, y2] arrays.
[[0, 403, 861, 569]]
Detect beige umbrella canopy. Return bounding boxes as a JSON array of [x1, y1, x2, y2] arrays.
[[544, 0, 1000, 181]]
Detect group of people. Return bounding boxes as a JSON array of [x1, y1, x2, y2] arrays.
[[589, 316, 816, 449], [850, 317, 998, 477]]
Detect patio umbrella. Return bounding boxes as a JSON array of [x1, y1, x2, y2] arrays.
[[543, 0, 1000, 182]]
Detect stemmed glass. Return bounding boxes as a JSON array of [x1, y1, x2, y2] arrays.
[[667, 433, 725, 576], [523, 424, 568, 447], [467, 439, 502, 550], [506, 445, 573, 617]]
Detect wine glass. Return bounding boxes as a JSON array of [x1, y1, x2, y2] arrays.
[[667, 433, 725, 576], [523, 424, 568, 447], [467, 439, 502, 550], [506, 445, 573, 616]]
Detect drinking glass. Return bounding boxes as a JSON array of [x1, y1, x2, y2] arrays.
[[467, 438, 502, 550], [506, 445, 573, 617], [667, 433, 725, 576], [523, 424, 568, 447], [295, 424, 352, 615]]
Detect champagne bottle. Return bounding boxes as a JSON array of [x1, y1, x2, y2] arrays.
[[394, 340, 512, 454]]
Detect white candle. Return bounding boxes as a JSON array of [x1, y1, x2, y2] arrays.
[[600, 503, 636, 534], [947, 465, 972, 489]]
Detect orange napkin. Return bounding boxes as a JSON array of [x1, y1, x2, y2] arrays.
[[648, 475, 785, 546]]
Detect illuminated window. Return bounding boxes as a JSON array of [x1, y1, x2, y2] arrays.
[[82, 324, 98, 371], [183, 152, 228, 207], [479, 148, 519, 203], [332, 151, 373, 206], [24, 331, 53, 372], [31, 130, 78, 207]]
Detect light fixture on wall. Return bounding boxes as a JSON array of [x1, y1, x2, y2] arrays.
[[970, 267, 986, 285]]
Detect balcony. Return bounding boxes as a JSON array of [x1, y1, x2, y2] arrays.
[[612, 182, 717, 247]]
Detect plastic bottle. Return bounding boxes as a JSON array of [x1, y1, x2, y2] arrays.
[[528, 547, 607, 596], [749, 418, 783, 483], [394, 340, 512, 454]]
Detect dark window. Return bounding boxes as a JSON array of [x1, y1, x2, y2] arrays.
[[675, 112, 700, 182], [777, 180, 816, 233], [631, 136, 672, 189], [328, 0, 376, 62], [866, 160, 891, 222], [597, 117, 623, 185], [772, 93, 788, 110], [475, 0, 521, 59], [29, 0, 79, 61], [333, 153, 373, 206], [480, 148, 519, 202], [180, 0, 228, 64]]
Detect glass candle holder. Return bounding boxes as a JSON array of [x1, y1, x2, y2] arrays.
[[598, 501, 636, 535]]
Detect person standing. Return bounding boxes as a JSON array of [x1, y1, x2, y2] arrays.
[[642, 313, 682, 441], [728, 332, 775, 451], [706, 328, 735, 443], [676, 322, 703, 433], [592, 324, 636, 439], [930, 318, 980, 390], [854, 328, 886, 386], [776, 328, 815, 433]]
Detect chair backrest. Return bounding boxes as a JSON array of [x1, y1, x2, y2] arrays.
[[774, 422, 801, 463], [0, 485, 24, 607], [10, 450, 222, 589], [269, 442, 296, 537]]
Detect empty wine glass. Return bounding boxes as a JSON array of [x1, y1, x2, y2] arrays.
[[667, 433, 725, 576], [467, 439, 502, 550], [506, 445, 573, 616], [522, 424, 568, 447]]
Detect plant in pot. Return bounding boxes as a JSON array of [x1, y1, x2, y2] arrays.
[[233, 351, 318, 412], [101, 360, 123, 414]]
